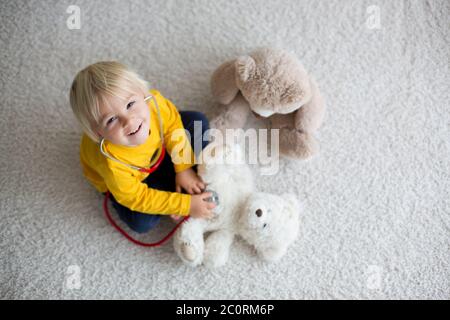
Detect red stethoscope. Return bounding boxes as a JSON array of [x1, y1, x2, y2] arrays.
[[99, 94, 189, 247]]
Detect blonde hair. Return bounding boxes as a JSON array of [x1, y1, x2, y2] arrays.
[[69, 61, 149, 143]]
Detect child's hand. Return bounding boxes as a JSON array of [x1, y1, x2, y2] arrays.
[[175, 167, 205, 194], [189, 192, 216, 219]]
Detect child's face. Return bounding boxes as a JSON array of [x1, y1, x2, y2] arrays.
[[95, 91, 150, 146]]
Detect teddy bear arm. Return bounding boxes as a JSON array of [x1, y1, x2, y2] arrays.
[[210, 95, 250, 130], [203, 229, 235, 268], [211, 60, 239, 105], [294, 77, 325, 133]]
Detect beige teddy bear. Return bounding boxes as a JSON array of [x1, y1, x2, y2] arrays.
[[210, 47, 326, 159]]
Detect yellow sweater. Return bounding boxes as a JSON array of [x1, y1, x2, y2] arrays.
[[80, 89, 194, 216]]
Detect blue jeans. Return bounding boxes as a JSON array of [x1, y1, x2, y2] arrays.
[[108, 111, 210, 233]]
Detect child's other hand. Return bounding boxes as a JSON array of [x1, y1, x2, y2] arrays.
[[175, 167, 205, 194], [170, 214, 183, 222], [189, 192, 216, 219]]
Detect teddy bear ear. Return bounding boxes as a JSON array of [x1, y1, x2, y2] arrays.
[[259, 245, 287, 262], [235, 55, 256, 84], [283, 194, 302, 218], [211, 59, 240, 105]]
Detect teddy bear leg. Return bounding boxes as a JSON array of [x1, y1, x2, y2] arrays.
[[173, 219, 206, 267], [203, 229, 235, 268], [294, 77, 325, 133]]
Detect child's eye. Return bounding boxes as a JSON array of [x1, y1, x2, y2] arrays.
[[127, 101, 135, 109], [106, 117, 116, 126]]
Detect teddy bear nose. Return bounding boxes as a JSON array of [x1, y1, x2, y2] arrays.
[[255, 209, 262, 217]]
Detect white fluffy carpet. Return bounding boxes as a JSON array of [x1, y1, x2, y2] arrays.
[[0, 0, 448, 299]]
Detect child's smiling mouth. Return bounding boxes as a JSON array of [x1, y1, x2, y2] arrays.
[[128, 123, 142, 136]]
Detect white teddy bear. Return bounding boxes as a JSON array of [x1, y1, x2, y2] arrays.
[[173, 141, 301, 268]]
